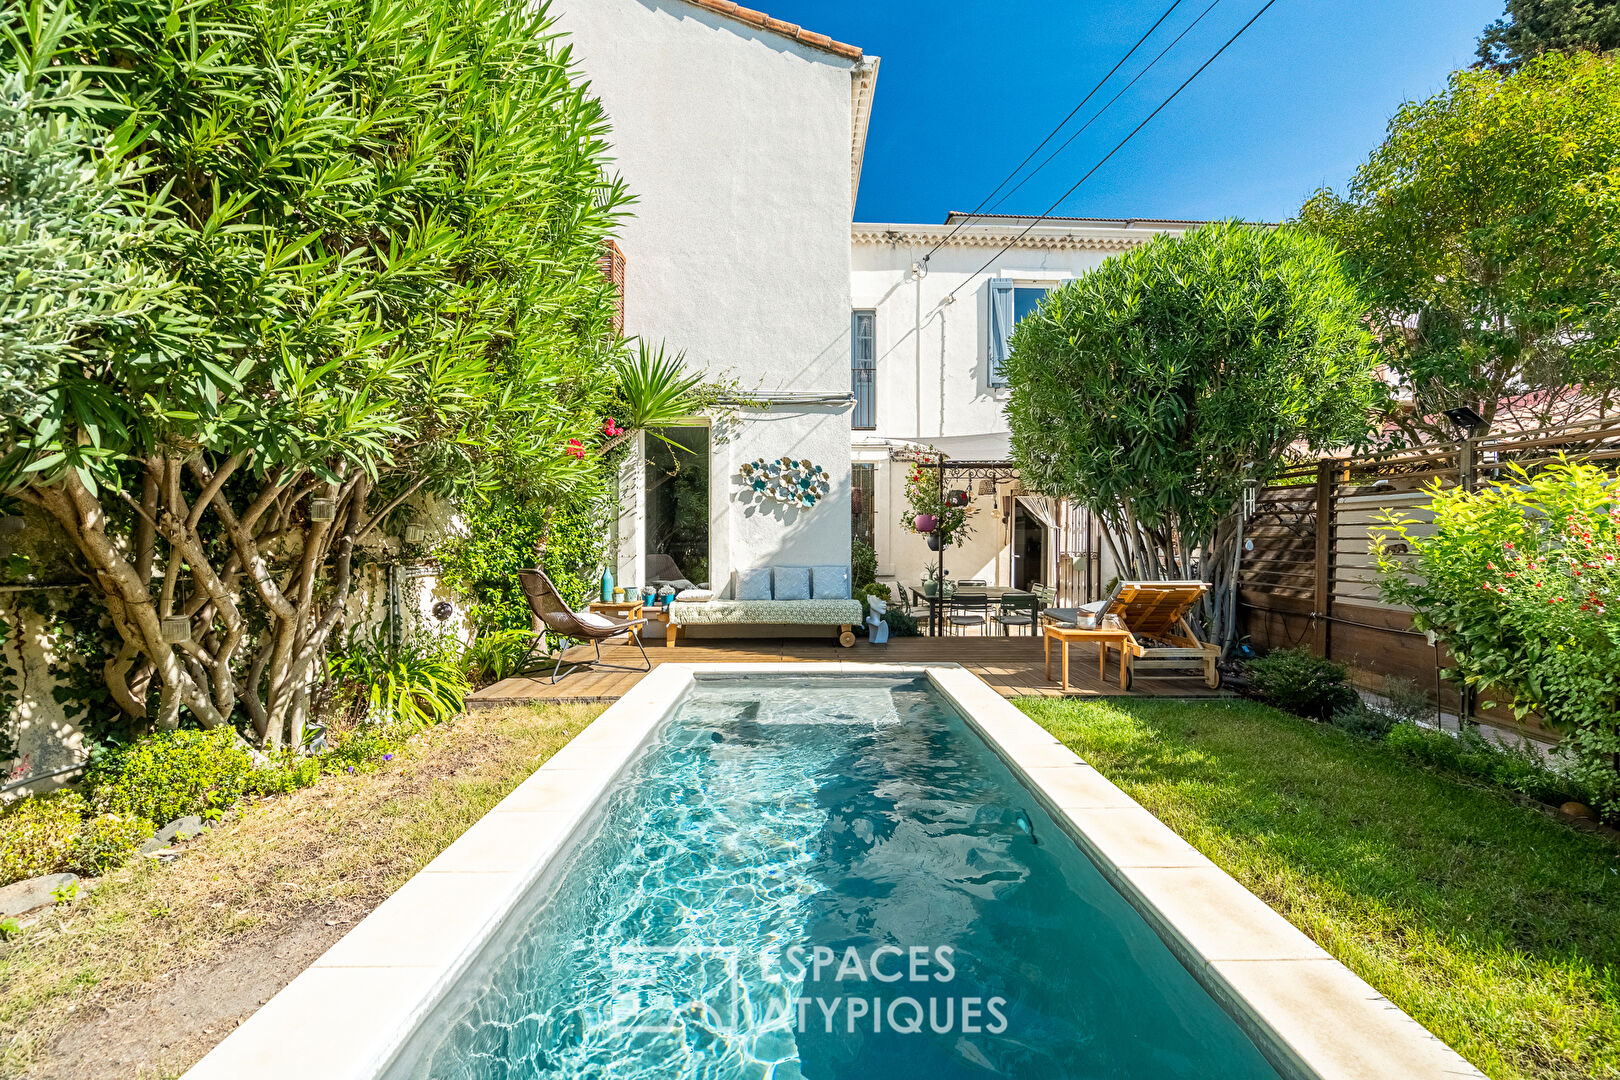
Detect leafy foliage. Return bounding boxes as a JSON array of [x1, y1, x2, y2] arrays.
[[0, 791, 82, 884], [851, 539, 878, 590], [1003, 221, 1378, 645], [0, 0, 629, 741], [69, 811, 151, 875], [1478, 0, 1620, 71], [326, 629, 469, 730], [898, 454, 975, 548], [85, 727, 253, 825], [1244, 647, 1360, 720], [1386, 721, 1588, 807], [1376, 458, 1620, 814], [1301, 52, 1620, 443], [460, 628, 534, 686], [436, 496, 606, 635]]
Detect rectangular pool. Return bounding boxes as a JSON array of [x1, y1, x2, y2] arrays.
[[384, 675, 1279, 1079]]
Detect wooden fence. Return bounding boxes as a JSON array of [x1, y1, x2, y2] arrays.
[[1238, 418, 1620, 739]]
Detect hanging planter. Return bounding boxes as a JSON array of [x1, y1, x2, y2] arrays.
[[914, 513, 937, 533], [926, 533, 942, 551], [160, 616, 191, 644]]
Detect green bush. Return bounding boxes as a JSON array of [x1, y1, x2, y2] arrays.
[[69, 811, 152, 875], [243, 755, 324, 798], [882, 609, 921, 638], [1385, 722, 1585, 806], [1245, 648, 1360, 720], [86, 728, 254, 825], [327, 629, 470, 730], [852, 540, 878, 590], [1330, 700, 1397, 740], [1377, 458, 1620, 816], [436, 497, 606, 635], [461, 628, 534, 686], [855, 582, 892, 615], [0, 793, 84, 886]]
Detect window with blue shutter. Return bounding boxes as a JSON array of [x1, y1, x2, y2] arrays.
[[988, 280, 1050, 389]]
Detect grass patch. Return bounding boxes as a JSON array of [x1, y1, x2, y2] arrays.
[[0, 701, 602, 1078], [1016, 696, 1620, 1080]]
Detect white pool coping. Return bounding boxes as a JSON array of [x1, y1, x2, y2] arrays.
[[184, 663, 1485, 1080]]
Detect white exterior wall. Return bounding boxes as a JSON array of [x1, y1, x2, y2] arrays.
[[850, 222, 1191, 597], [551, 0, 861, 593]]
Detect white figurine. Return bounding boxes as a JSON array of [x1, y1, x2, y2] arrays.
[[865, 595, 889, 645]]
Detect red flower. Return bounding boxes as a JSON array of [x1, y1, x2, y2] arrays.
[[565, 438, 586, 460], [603, 417, 623, 437]]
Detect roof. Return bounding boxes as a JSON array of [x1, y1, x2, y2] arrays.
[[681, 1, 863, 60], [942, 211, 1217, 228], [852, 218, 1196, 252]]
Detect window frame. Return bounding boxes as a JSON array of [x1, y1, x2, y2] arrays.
[[851, 308, 877, 430]]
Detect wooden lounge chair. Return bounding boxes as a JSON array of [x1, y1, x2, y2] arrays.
[[517, 568, 650, 684], [1042, 580, 1219, 691]]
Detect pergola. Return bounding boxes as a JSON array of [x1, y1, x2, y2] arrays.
[[893, 449, 1023, 635]]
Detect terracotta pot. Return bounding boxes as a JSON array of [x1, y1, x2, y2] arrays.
[[914, 513, 937, 533]]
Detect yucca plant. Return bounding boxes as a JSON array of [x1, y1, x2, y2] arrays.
[[611, 343, 706, 448]]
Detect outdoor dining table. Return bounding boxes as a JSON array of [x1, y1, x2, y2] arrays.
[[909, 585, 1038, 636]]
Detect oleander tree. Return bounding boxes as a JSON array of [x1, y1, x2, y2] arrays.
[[1002, 221, 1379, 649], [1301, 51, 1620, 445], [0, 0, 631, 745]]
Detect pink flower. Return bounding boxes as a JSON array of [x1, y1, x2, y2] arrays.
[[603, 417, 624, 437], [565, 439, 586, 460]]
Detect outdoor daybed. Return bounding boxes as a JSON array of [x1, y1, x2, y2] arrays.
[[666, 597, 864, 647]]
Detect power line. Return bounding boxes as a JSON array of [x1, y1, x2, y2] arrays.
[[985, 0, 1225, 216], [945, 0, 1280, 304], [921, 0, 1187, 263]]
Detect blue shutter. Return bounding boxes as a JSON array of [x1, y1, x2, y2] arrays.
[[987, 278, 1015, 387]]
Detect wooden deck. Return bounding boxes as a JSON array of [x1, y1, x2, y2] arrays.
[[468, 634, 1225, 707]]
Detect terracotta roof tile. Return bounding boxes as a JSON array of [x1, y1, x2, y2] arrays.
[[683, 0, 863, 60]]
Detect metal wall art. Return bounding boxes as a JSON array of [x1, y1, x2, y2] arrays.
[[739, 457, 831, 508]]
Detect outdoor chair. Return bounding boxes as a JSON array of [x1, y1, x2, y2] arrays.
[[992, 593, 1038, 636], [517, 568, 650, 684], [1041, 580, 1218, 690], [946, 593, 989, 635]]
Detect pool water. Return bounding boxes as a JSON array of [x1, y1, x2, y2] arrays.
[[387, 676, 1279, 1080]]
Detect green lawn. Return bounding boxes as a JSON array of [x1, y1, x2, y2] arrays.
[[1016, 696, 1620, 1080]]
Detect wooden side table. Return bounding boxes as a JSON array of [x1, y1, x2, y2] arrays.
[[587, 600, 646, 644], [1043, 623, 1131, 691]]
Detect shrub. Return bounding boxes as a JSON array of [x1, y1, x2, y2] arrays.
[[1330, 700, 1397, 740], [1244, 648, 1360, 720], [1377, 458, 1620, 816], [855, 582, 892, 615], [882, 609, 921, 638], [1385, 722, 1585, 807], [852, 540, 878, 590], [0, 793, 84, 885], [327, 629, 470, 730], [461, 628, 534, 687], [69, 812, 151, 875], [243, 755, 323, 798], [85, 728, 254, 825]]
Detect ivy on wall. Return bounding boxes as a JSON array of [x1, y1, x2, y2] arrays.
[[435, 497, 607, 635]]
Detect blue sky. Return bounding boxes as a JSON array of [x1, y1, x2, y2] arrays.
[[761, 0, 1503, 224]]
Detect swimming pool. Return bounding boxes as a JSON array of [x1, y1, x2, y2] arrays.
[[185, 663, 1483, 1080], [386, 675, 1278, 1079]]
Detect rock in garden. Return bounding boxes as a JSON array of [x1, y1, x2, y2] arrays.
[[0, 873, 78, 917], [1559, 802, 1598, 821], [155, 815, 208, 844]]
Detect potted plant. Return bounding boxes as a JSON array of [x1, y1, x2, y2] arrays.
[[901, 455, 975, 549]]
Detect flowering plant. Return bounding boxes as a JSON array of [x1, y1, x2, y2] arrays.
[[900, 454, 975, 547], [1375, 458, 1620, 815]]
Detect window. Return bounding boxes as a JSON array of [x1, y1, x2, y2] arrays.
[[851, 310, 876, 430], [852, 463, 875, 548], [987, 280, 1050, 388]]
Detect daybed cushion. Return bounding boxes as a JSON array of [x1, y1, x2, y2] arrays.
[[735, 568, 771, 600], [669, 598, 864, 626], [1045, 600, 1107, 629], [772, 566, 811, 601], [811, 564, 850, 599]]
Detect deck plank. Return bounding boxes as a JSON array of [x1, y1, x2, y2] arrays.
[[468, 633, 1226, 708]]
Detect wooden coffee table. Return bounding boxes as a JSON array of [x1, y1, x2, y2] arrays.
[[1043, 622, 1131, 691], [588, 599, 644, 622]]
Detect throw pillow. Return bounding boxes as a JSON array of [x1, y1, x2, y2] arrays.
[[734, 568, 771, 600], [772, 566, 811, 601], [675, 588, 714, 602], [810, 565, 850, 599], [575, 611, 617, 630]]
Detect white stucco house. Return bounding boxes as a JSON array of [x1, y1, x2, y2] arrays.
[[551, 0, 1204, 617], [848, 214, 1199, 605], [549, 0, 878, 618]]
